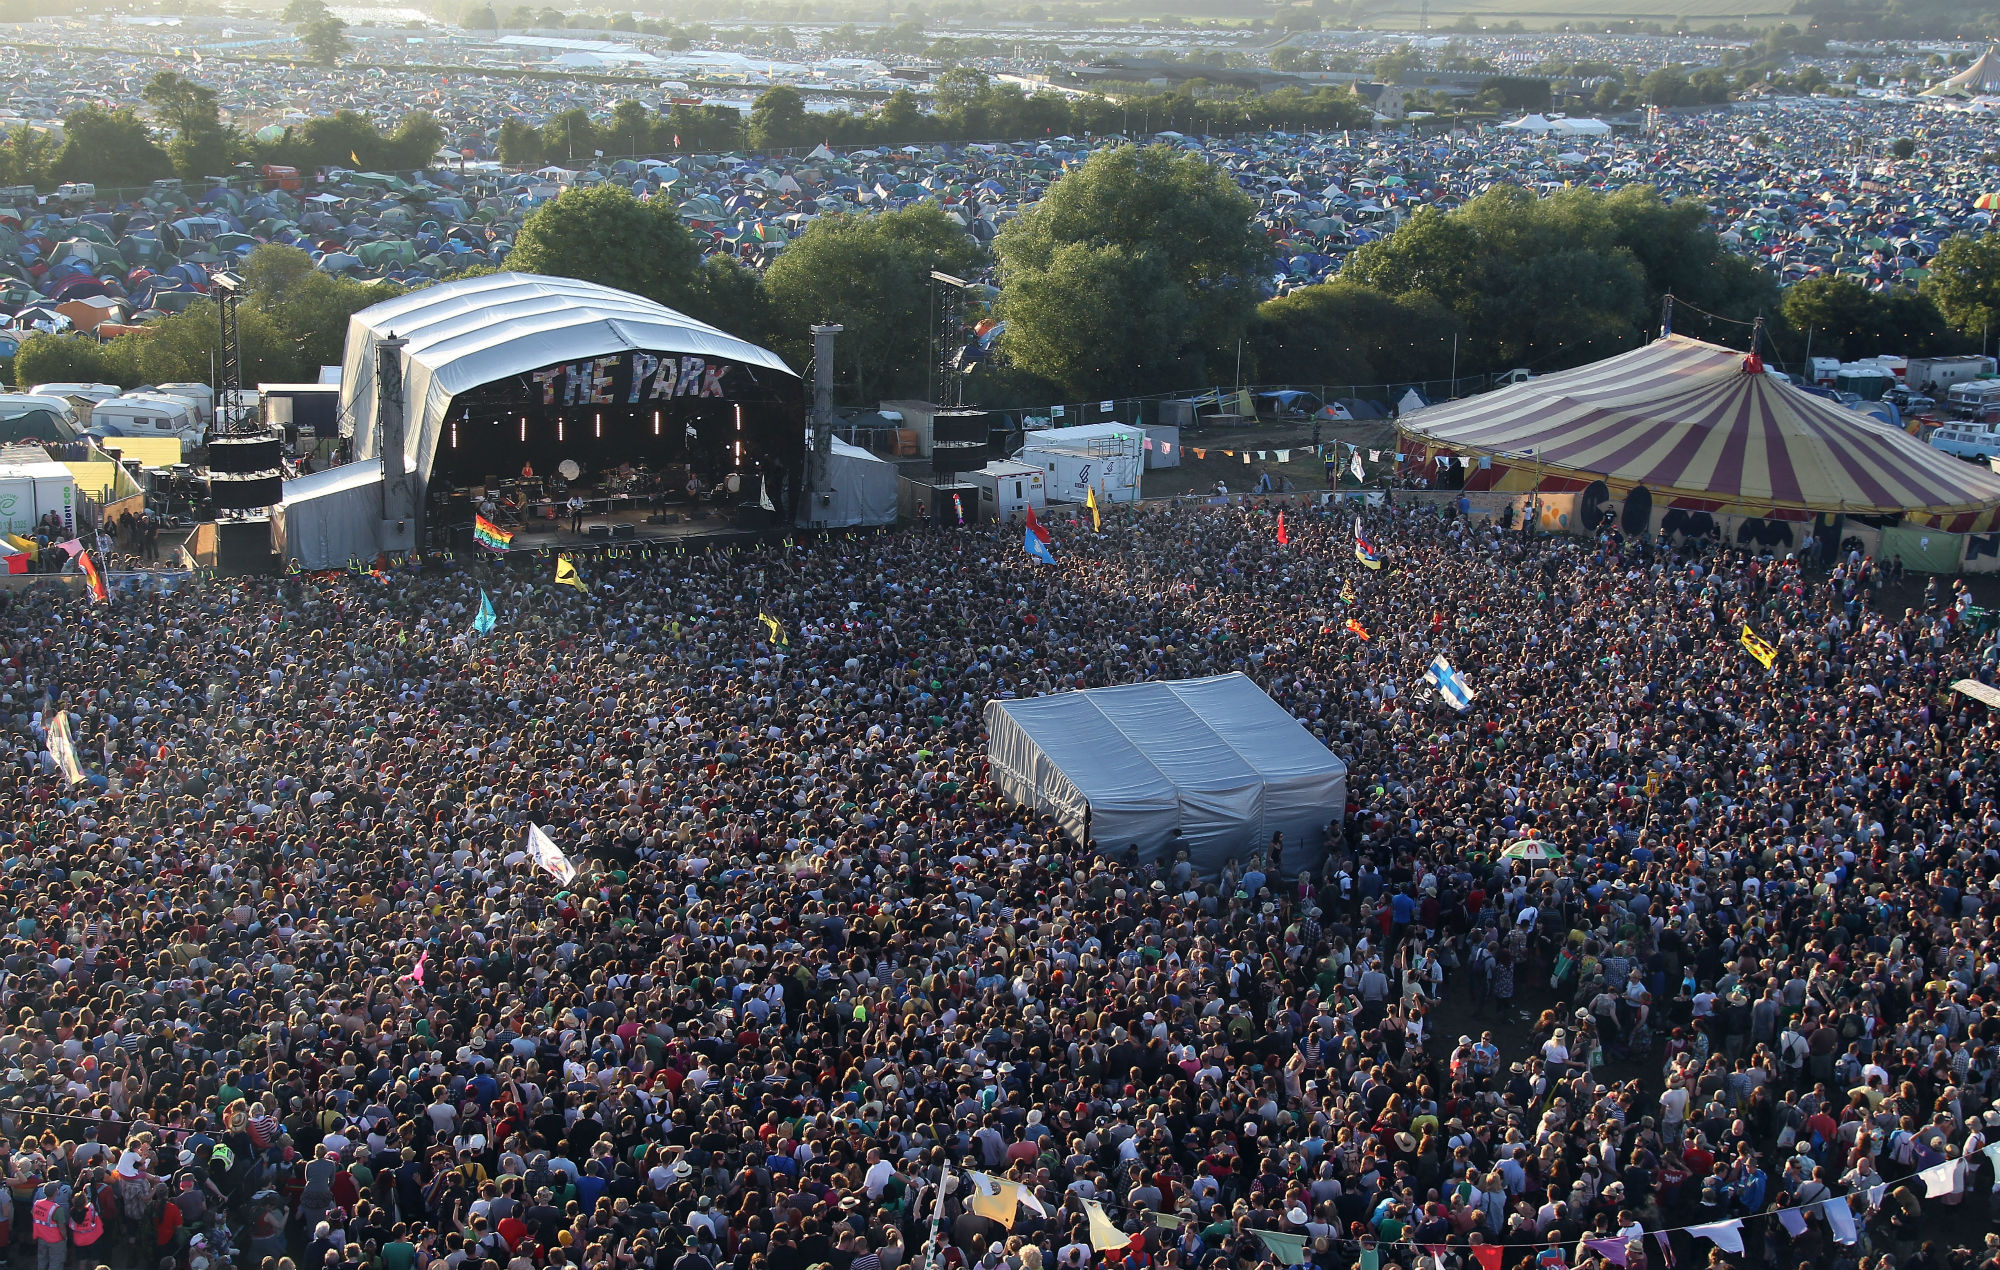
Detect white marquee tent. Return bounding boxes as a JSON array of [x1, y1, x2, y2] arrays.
[[984, 673, 1346, 872], [340, 272, 795, 501], [807, 436, 897, 528]]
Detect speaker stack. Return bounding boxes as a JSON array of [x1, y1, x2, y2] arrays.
[[207, 431, 282, 575], [931, 409, 993, 477]]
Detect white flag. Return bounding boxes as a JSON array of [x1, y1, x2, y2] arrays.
[[525, 824, 578, 885], [1821, 1197, 1857, 1246], [1918, 1158, 1961, 1197], [1688, 1221, 1743, 1254]]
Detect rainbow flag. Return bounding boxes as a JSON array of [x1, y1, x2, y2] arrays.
[[474, 515, 513, 552]]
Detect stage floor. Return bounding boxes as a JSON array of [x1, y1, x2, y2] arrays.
[[498, 505, 775, 552]]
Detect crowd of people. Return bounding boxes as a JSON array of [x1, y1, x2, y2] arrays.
[[2, 494, 2000, 1270]]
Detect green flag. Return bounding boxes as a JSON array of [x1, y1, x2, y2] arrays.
[[1250, 1230, 1308, 1267]]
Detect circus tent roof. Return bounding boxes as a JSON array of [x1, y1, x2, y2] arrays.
[[1398, 334, 2000, 528]]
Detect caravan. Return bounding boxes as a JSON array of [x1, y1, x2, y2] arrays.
[[87, 394, 204, 449]]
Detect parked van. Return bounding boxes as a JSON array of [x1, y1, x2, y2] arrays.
[[1928, 421, 2000, 462], [1946, 380, 2000, 423]]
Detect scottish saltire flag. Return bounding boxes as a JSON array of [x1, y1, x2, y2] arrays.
[[472, 589, 497, 636], [1023, 524, 1057, 565], [1425, 655, 1475, 712], [473, 515, 512, 552], [1354, 518, 1381, 570]]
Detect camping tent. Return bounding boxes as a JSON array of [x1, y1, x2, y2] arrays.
[[1498, 115, 1555, 132], [805, 436, 897, 528], [984, 673, 1347, 872], [1397, 334, 2000, 532]]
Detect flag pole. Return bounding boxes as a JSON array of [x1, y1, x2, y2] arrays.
[[926, 1164, 952, 1270]]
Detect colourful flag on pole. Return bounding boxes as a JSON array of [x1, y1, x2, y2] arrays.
[[759, 612, 789, 646], [77, 551, 107, 604], [1024, 505, 1050, 544], [1024, 525, 1057, 565], [1740, 623, 1778, 669], [1275, 512, 1288, 546], [47, 711, 86, 785], [1355, 519, 1381, 570], [1086, 486, 1101, 532], [472, 589, 497, 636], [473, 515, 513, 552], [1345, 618, 1371, 641], [525, 824, 578, 885]]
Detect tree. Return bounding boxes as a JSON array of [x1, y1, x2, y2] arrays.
[[1639, 66, 1693, 106], [0, 128, 56, 188], [497, 118, 544, 166], [507, 186, 705, 313], [1476, 75, 1551, 112], [1251, 280, 1460, 386], [995, 144, 1263, 399], [299, 10, 353, 65], [142, 72, 220, 140], [13, 332, 139, 390], [764, 205, 983, 403], [53, 107, 173, 188], [134, 301, 297, 386], [462, 2, 497, 28], [748, 87, 810, 150], [1922, 234, 2000, 340], [1341, 185, 1774, 374]]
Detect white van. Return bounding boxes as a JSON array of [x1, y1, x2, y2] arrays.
[[87, 394, 204, 449], [1929, 421, 2000, 461]]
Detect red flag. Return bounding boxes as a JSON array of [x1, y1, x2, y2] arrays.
[[1471, 1247, 1505, 1270], [78, 550, 107, 604], [1024, 505, 1051, 544], [1275, 512, 1288, 546], [1345, 618, 1370, 641]]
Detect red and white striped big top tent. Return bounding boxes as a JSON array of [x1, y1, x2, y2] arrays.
[[1398, 335, 2000, 533]]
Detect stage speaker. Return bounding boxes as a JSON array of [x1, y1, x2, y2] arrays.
[[733, 504, 776, 528], [611, 522, 636, 539], [932, 438, 990, 475], [214, 516, 278, 576], [932, 409, 991, 445], [207, 433, 282, 474], [587, 524, 611, 539], [209, 471, 283, 511]]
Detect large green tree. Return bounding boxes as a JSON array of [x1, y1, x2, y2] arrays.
[[748, 87, 811, 150], [1922, 233, 2000, 341], [1341, 185, 1776, 371], [994, 144, 1263, 399], [53, 107, 173, 188], [142, 71, 239, 182], [764, 204, 984, 402], [507, 185, 705, 313], [1250, 280, 1461, 387]]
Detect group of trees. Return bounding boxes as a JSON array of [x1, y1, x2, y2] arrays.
[[490, 78, 1370, 167], [745, 78, 1370, 152], [0, 74, 444, 194], [11, 245, 398, 389]]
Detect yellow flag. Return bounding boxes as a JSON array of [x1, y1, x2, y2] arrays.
[[1086, 486, 1101, 533], [554, 555, 587, 591], [1740, 623, 1777, 669], [759, 612, 788, 646], [350, 150, 360, 165], [966, 1174, 1016, 1229]]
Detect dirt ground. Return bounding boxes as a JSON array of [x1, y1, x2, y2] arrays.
[[1140, 419, 1400, 498]]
